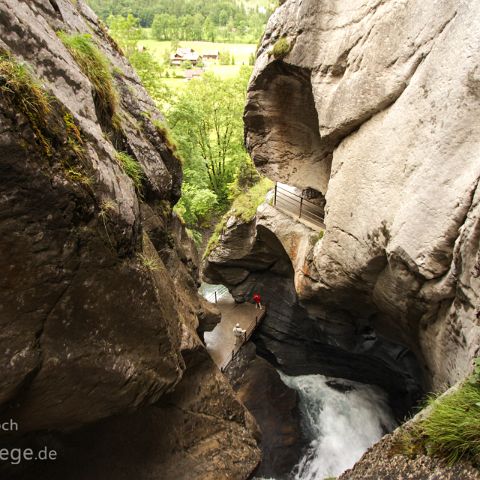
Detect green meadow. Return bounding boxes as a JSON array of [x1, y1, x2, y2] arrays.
[[138, 39, 256, 89]]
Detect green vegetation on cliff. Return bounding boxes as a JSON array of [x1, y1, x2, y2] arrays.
[[58, 32, 119, 123], [115, 152, 144, 190], [0, 50, 52, 153], [421, 382, 480, 464], [397, 359, 480, 467], [271, 36, 291, 59], [204, 177, 273, 257]]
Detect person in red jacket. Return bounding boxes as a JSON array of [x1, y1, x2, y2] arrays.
[[253, 293, 262, 309]]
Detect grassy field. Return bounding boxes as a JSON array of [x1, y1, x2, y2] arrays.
[[140, 39, 256, 65], [139, 39, 256, 90]]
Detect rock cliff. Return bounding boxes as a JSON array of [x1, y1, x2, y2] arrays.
[[204, 202, 423, 417], [243, 0, 480, 392], [0, 1, 259, 478]]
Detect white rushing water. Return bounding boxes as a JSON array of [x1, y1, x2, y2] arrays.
[[258, 373, 397, 480]]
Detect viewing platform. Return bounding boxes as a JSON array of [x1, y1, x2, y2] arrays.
[[201, 285, 267, 371]]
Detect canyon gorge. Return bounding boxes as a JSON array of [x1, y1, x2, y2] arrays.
[[0, 0, 479, 479]]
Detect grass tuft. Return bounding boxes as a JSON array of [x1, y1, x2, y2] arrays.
[[0, 50, 52, 154], [138, 253, 160, 271], [58, 32, 118, 124], [395, 360, 480, 467], [152, 119, 179, 154], [420, 382, 480, 465], [115, 151, 144, 190], [271, 37, 292, 59]]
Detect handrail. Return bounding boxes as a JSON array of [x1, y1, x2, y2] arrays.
[[275, 183, 323, 209], [275, 193, 324, 221], [203, 285, 229, 304], [220, 306, 267, 372], [273, 183, 325, 228]]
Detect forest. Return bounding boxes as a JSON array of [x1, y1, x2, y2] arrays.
[[87, 0, 273, 43]]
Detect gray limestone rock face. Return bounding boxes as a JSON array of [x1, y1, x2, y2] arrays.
[[244, 0, 480, 391]]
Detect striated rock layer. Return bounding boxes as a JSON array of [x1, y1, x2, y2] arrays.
[[0, 1, 259, 478], [244, 0, 480, 391]]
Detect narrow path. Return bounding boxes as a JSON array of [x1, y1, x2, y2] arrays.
[[204, 293, 259, 368]]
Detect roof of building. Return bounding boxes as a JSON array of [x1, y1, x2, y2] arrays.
[[203, 50, 219, 57], [170, 48, 201, 62]]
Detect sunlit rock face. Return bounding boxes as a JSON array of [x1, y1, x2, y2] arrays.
[[245, 0, 480, 390], [0, 1, 259, 478]]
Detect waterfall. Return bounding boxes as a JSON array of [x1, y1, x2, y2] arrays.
[[257, 373, 397, 480]]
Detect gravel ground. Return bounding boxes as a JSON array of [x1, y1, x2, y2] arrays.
[[339, 431, 480, 480]]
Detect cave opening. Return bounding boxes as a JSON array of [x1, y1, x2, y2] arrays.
[[244, 61, 333, 197]]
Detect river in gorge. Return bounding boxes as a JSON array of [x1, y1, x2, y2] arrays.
[[199, 283, 397, 479], [256, 373, 397, 480]]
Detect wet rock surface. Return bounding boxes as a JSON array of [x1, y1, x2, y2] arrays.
[[0, 0, 260, 477], [226, 344, 306, 479], [0, 350, 260, 480]]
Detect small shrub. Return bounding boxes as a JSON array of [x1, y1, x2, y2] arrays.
[[271, 37, 292, 59], [115, 151, 144, 190], [0, 50, 52, 154], [309, 229, 325, 246], [58, 32, 118, 123], [228, 157, 261, 200], [138, 253, 159, 271], [204, 177, 274, 258]]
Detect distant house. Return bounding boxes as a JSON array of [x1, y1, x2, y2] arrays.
[[184, 68, 204, 80], [170, 48, 202, 66], [203, 50, 219, 61]]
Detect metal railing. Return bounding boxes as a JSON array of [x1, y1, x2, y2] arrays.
[[203, 285, 229, 304], [273, 183, 325, 228], [220, 306, 267, 372]]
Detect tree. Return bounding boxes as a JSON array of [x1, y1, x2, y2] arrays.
[[107, 14, 171, 111], [128, 51, 170, 109], [87, 0, 273, 44], [175, 184, 219, 227], [203, 17, 216, 42], [151, 13, 170, 41], [168, 68, 252, 207], [218, 50, 230, 65], [107, 14, 142, 57]]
